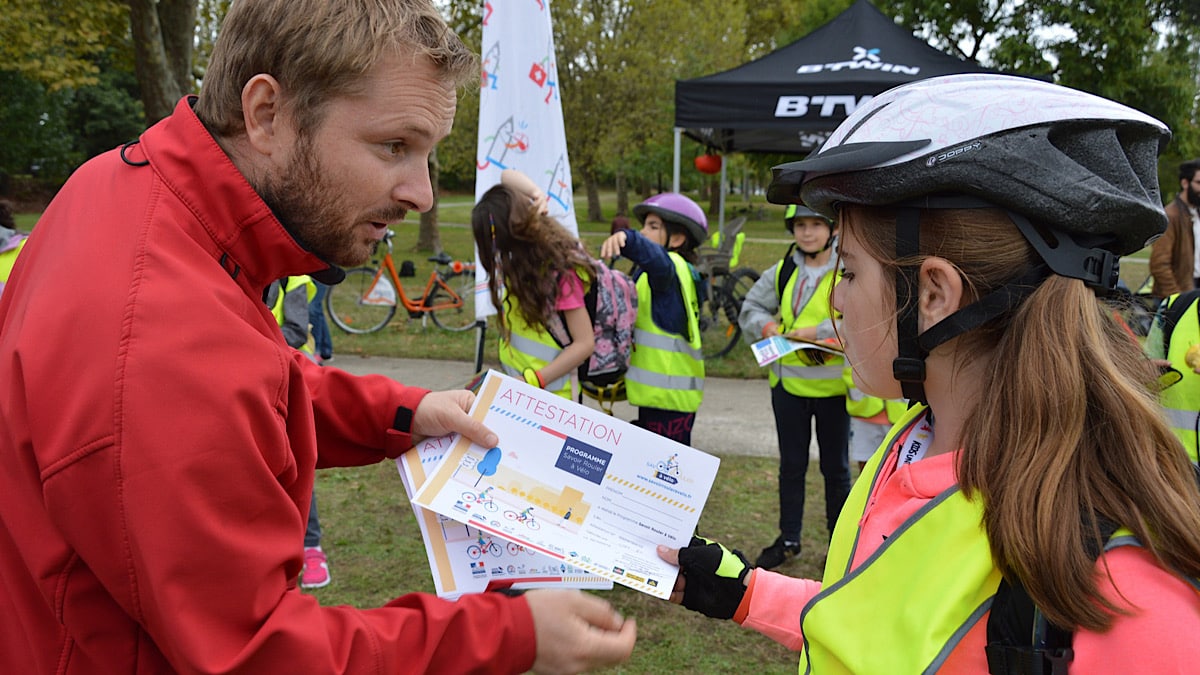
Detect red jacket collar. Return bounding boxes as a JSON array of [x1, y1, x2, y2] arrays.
[[137, 96, 340, 290]]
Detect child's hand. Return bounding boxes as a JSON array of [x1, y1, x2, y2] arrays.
[[600, 231, 627, 260], [656, 536, 751, 620]]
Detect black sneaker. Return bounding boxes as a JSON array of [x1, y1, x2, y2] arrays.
[[754, 537, 801, 569]]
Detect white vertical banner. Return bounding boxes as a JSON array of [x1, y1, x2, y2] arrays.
[[474, 0, 577, 319]]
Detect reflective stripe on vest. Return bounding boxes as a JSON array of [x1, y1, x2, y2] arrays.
[[799, 403, 1001, 674], [770, 261, 845, 397], [625, 252, 704, 413], [1159, 292, 1200, 462], [497, 296, 571, 398]]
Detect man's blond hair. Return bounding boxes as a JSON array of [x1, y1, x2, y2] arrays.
[[195, 0, 476, 138]]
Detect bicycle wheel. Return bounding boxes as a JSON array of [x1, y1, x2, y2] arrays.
[[324, 267, 397, 334], [428, 269, 479, 332], [699, 267, 759, 359]]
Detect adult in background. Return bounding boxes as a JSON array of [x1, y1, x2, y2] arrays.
[[1149, 158, 1200, 297], [0, 1, 635, 673]]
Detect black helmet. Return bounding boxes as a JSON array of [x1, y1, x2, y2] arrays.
[[783, 203, 831, 232], [767, 73, 1169, 257]]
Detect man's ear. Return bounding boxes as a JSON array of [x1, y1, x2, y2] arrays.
[[917, 257, 964, 332], [242, 74, 287, 157]]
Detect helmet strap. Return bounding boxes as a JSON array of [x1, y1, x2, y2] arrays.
[[893, 208, 928, 404], [1006, 211, 1119, 292], [916, 265, 1048, 355]]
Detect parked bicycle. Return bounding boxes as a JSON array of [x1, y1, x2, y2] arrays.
[[324, 229, 477, 333], [694, 217, 759, 359]]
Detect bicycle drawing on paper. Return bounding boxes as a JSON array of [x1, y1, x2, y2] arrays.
[[504, 507, 541, 530]]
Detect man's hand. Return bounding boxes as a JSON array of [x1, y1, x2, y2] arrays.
[[411, 389, 498, 449], [525, 590, 636, 674], [656, 536, 751, 620], [599, 231, 627, 260]]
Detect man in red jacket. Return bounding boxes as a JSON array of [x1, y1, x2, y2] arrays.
[[0, 1, 635, 673]]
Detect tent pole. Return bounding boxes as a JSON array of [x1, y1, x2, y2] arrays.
[[718, 154, 726, 235], [672, 127, 682, 193]]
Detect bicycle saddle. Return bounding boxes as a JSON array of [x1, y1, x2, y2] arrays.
[[427, 252, 454, 265]]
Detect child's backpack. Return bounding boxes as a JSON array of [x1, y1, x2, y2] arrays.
[[552, 261, 637, 388]]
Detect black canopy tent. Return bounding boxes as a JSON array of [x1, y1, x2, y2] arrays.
[[671, 0, 1006, 217]]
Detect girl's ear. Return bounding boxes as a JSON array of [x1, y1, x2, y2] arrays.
[[668, 231, 688, 250], [917, 257, 964, 332]]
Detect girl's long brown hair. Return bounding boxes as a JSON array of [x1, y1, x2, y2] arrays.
[[844, 204, 1200, 631], [471, 185, 596, 338]]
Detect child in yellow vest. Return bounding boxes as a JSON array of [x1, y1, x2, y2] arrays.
[[658, 74, 1200, 673], [738, 204, 848, 569], [600, 193, 706, 445]]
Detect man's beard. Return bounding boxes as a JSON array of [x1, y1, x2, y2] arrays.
[[255, 136, 401, 267], [1188, 185, 1200, 208]]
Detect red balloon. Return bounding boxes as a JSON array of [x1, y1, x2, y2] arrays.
[[694, 153, 722, 175]]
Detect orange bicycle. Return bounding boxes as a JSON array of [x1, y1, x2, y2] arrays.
[[324, 229, 478, 333]]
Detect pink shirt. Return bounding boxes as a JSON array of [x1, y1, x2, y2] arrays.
[[555, 269, 585, 311], [737, 432, 1200, 671]]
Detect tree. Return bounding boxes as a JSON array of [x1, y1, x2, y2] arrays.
[[554, 0, 749, 221], [128, 0, 199, 123], [0, 0, 129, 91], [889, 0, 1200, 195]]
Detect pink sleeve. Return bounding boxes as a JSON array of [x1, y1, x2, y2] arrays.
[[735, 568, 823, 651], [554, 269, 585, 311], [1072, 546, 1200, 672]]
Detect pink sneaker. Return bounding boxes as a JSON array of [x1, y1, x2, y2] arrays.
[[301, 546, 331, 589]]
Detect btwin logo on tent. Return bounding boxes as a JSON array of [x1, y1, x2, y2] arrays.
[[775, 47, 919, 119], [796, 46, 920, 76]]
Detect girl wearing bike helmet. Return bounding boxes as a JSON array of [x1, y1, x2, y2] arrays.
[[600, 193, 706, 444], [472, 169, 596, 399], [659, 74, 1200, 673], [737, 204, 849, 570]]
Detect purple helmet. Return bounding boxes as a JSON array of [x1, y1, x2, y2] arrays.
[[632, 193, 708, 246]]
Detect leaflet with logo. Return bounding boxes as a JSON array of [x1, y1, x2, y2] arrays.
[[396, 434, 611, 599], [751, 335, 843, 367], [412, 370, 721, 600]]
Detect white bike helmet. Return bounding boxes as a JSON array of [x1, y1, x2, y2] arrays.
[[766, 74, 1170, 402]]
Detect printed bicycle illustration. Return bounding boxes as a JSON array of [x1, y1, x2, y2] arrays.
[[466, 534, 504, 559], [657, 454, 680, 476], [324, 229, 477, 333], [506, 542, 537, 556], [504, 507, 541, 530], [461, 487, 499, 512]]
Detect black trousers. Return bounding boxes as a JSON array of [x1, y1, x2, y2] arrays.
[[770, 384, 850, 540]]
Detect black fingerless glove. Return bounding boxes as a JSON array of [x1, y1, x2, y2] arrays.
[[677, 535, 751, 620]]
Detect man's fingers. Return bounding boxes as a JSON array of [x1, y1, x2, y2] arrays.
[[589, 617, 637, 666], [571, 589, 627, 631]]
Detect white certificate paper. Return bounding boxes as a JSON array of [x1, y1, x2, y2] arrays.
[[396, 434, 610, 599], [412, 370, 721, 600]]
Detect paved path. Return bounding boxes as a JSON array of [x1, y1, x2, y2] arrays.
[[330, 355, 782, 458]]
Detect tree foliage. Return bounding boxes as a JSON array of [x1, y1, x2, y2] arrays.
[[0, 0, 129, 91], [890, 0, 1200, 194]]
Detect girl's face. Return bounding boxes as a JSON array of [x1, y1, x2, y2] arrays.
[[832, 227, 902, 399], [640, 213, 668, 247]]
